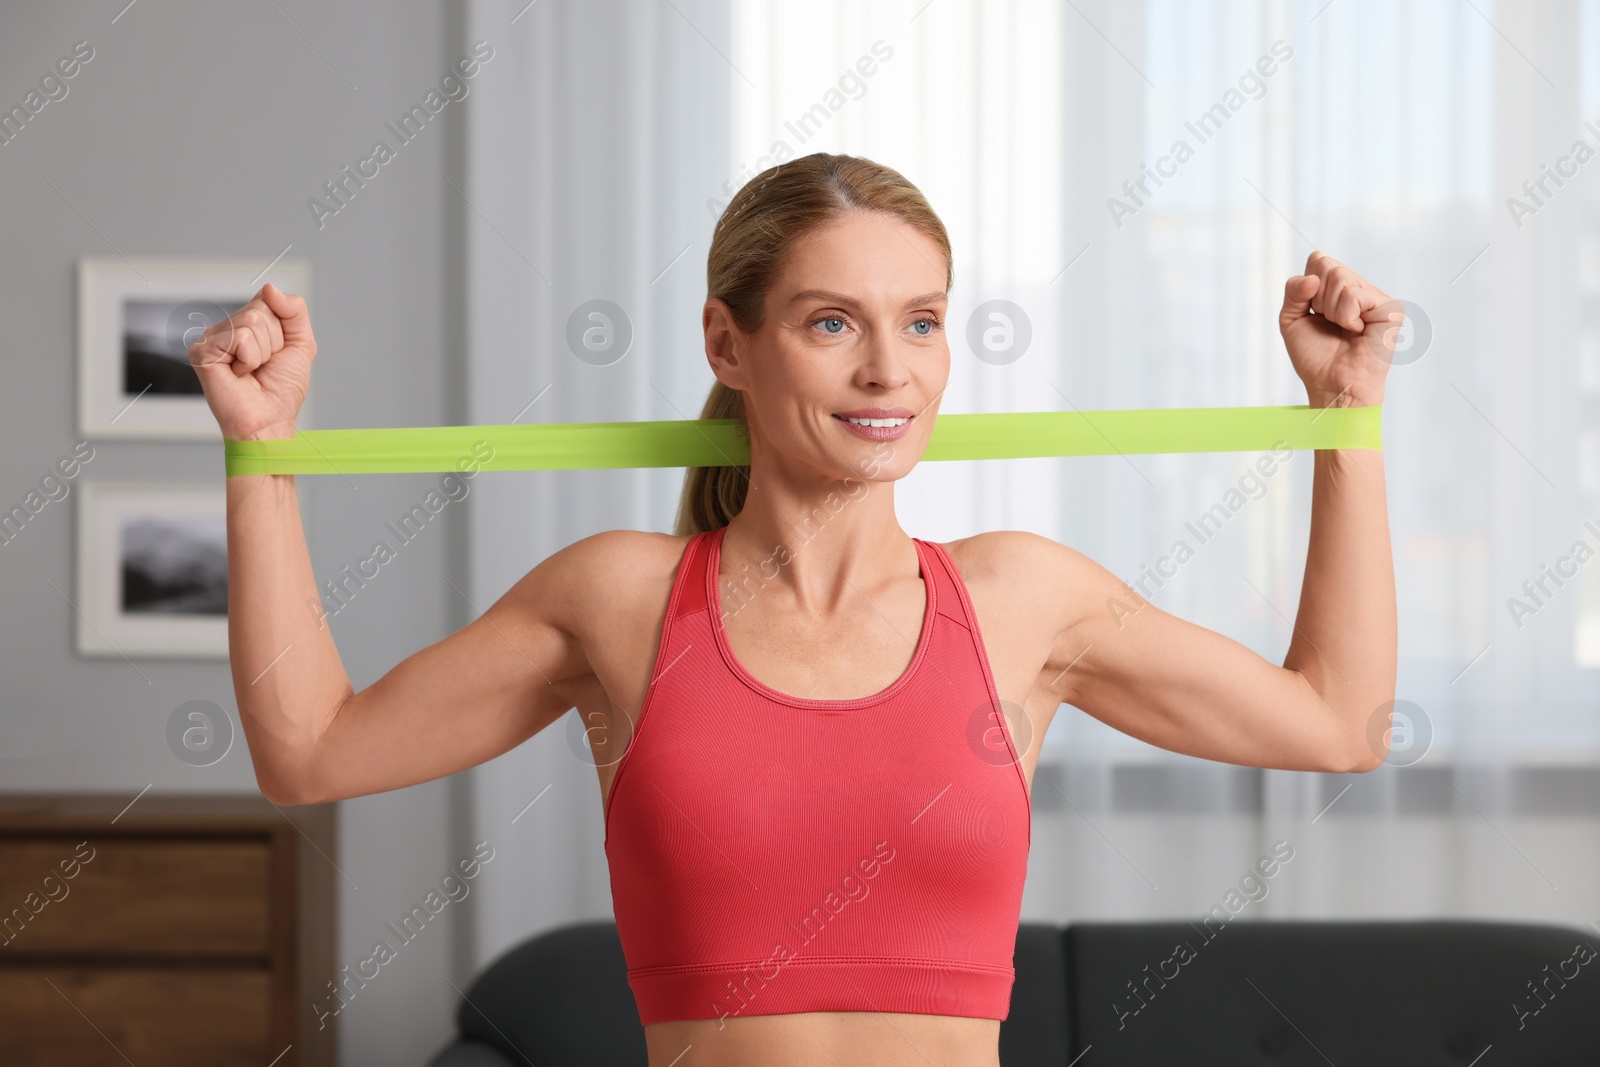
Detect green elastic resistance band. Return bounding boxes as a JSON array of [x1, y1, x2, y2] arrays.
[[223, 404, 1381, 476]]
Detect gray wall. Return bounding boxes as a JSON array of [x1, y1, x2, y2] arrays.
[[0, 2, 474, 1060]]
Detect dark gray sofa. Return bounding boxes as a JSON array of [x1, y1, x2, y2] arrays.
[[427, 918, 1599, 1065]]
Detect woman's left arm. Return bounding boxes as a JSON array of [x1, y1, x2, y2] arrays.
[[1021, 251, 1399, 773], [1275, 251, 1398, 757]]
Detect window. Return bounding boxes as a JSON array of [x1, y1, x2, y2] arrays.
[[730, 0, 1599, 763]]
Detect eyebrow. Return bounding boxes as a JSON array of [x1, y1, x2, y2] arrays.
[[787, 288, 948, 309]]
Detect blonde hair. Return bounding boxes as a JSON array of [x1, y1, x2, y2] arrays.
[[672, 152, 953, 536]]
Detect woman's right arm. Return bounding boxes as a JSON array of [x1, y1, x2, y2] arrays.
[[195, 285, 592, 805]]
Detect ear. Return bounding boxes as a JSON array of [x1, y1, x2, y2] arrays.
[[704, 298, 751, 390]]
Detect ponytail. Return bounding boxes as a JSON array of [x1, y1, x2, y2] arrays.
[[671, 380, 750, 536]]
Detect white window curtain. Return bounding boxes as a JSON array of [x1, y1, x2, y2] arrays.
[[458, 0, 1600, 972]]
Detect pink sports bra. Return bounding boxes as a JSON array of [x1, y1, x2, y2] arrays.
[[603, 525, 1031, 1025]]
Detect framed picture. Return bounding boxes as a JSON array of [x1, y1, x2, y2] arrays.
[[76, 480, 229, 659], [77, 256, 311, 439]]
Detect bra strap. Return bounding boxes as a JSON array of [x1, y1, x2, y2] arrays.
[[670, 528, 714, 621], [916, 538, 974, 631]]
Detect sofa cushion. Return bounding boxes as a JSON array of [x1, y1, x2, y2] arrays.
[[1001, 923, 1073, 1065], [455, 920, 647, 1066], [426, 1039, 521, 1067], [1064, 919, 1599, 1065]]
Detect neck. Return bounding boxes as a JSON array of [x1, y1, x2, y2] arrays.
[[716, 461, 914, 617]]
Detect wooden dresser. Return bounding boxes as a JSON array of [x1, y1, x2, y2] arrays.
[[0, 793, 336, 1066]]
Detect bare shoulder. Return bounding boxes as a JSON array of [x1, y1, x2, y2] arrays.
[[548, 528, 692, 581], [530, 529, 693, 628], [936, 529, 1091, 588], [544, 530, 697, 713], [935, 530, 1114, 631]]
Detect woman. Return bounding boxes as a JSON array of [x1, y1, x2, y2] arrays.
[[193, 152, 1397, 1067]]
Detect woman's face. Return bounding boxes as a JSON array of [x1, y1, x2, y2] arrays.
[[708, 210, 951, 484]]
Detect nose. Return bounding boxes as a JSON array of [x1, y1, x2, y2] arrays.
[[857, 332, 910, 391]]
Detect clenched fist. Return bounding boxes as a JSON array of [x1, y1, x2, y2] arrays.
[[188, 282, 316, 442], [1278, 251, 1400, 410]]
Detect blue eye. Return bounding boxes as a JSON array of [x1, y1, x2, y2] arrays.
[[814, 316, 845, 334], [911, 317, 943, 336]]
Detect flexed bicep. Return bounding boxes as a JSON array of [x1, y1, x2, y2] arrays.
[[1037, 538, 1372, 774]]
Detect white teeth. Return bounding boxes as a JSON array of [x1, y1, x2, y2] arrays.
[[843, 417, 908, 427]]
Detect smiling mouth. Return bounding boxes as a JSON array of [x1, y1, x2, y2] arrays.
[[834, 415, 912, 428]]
